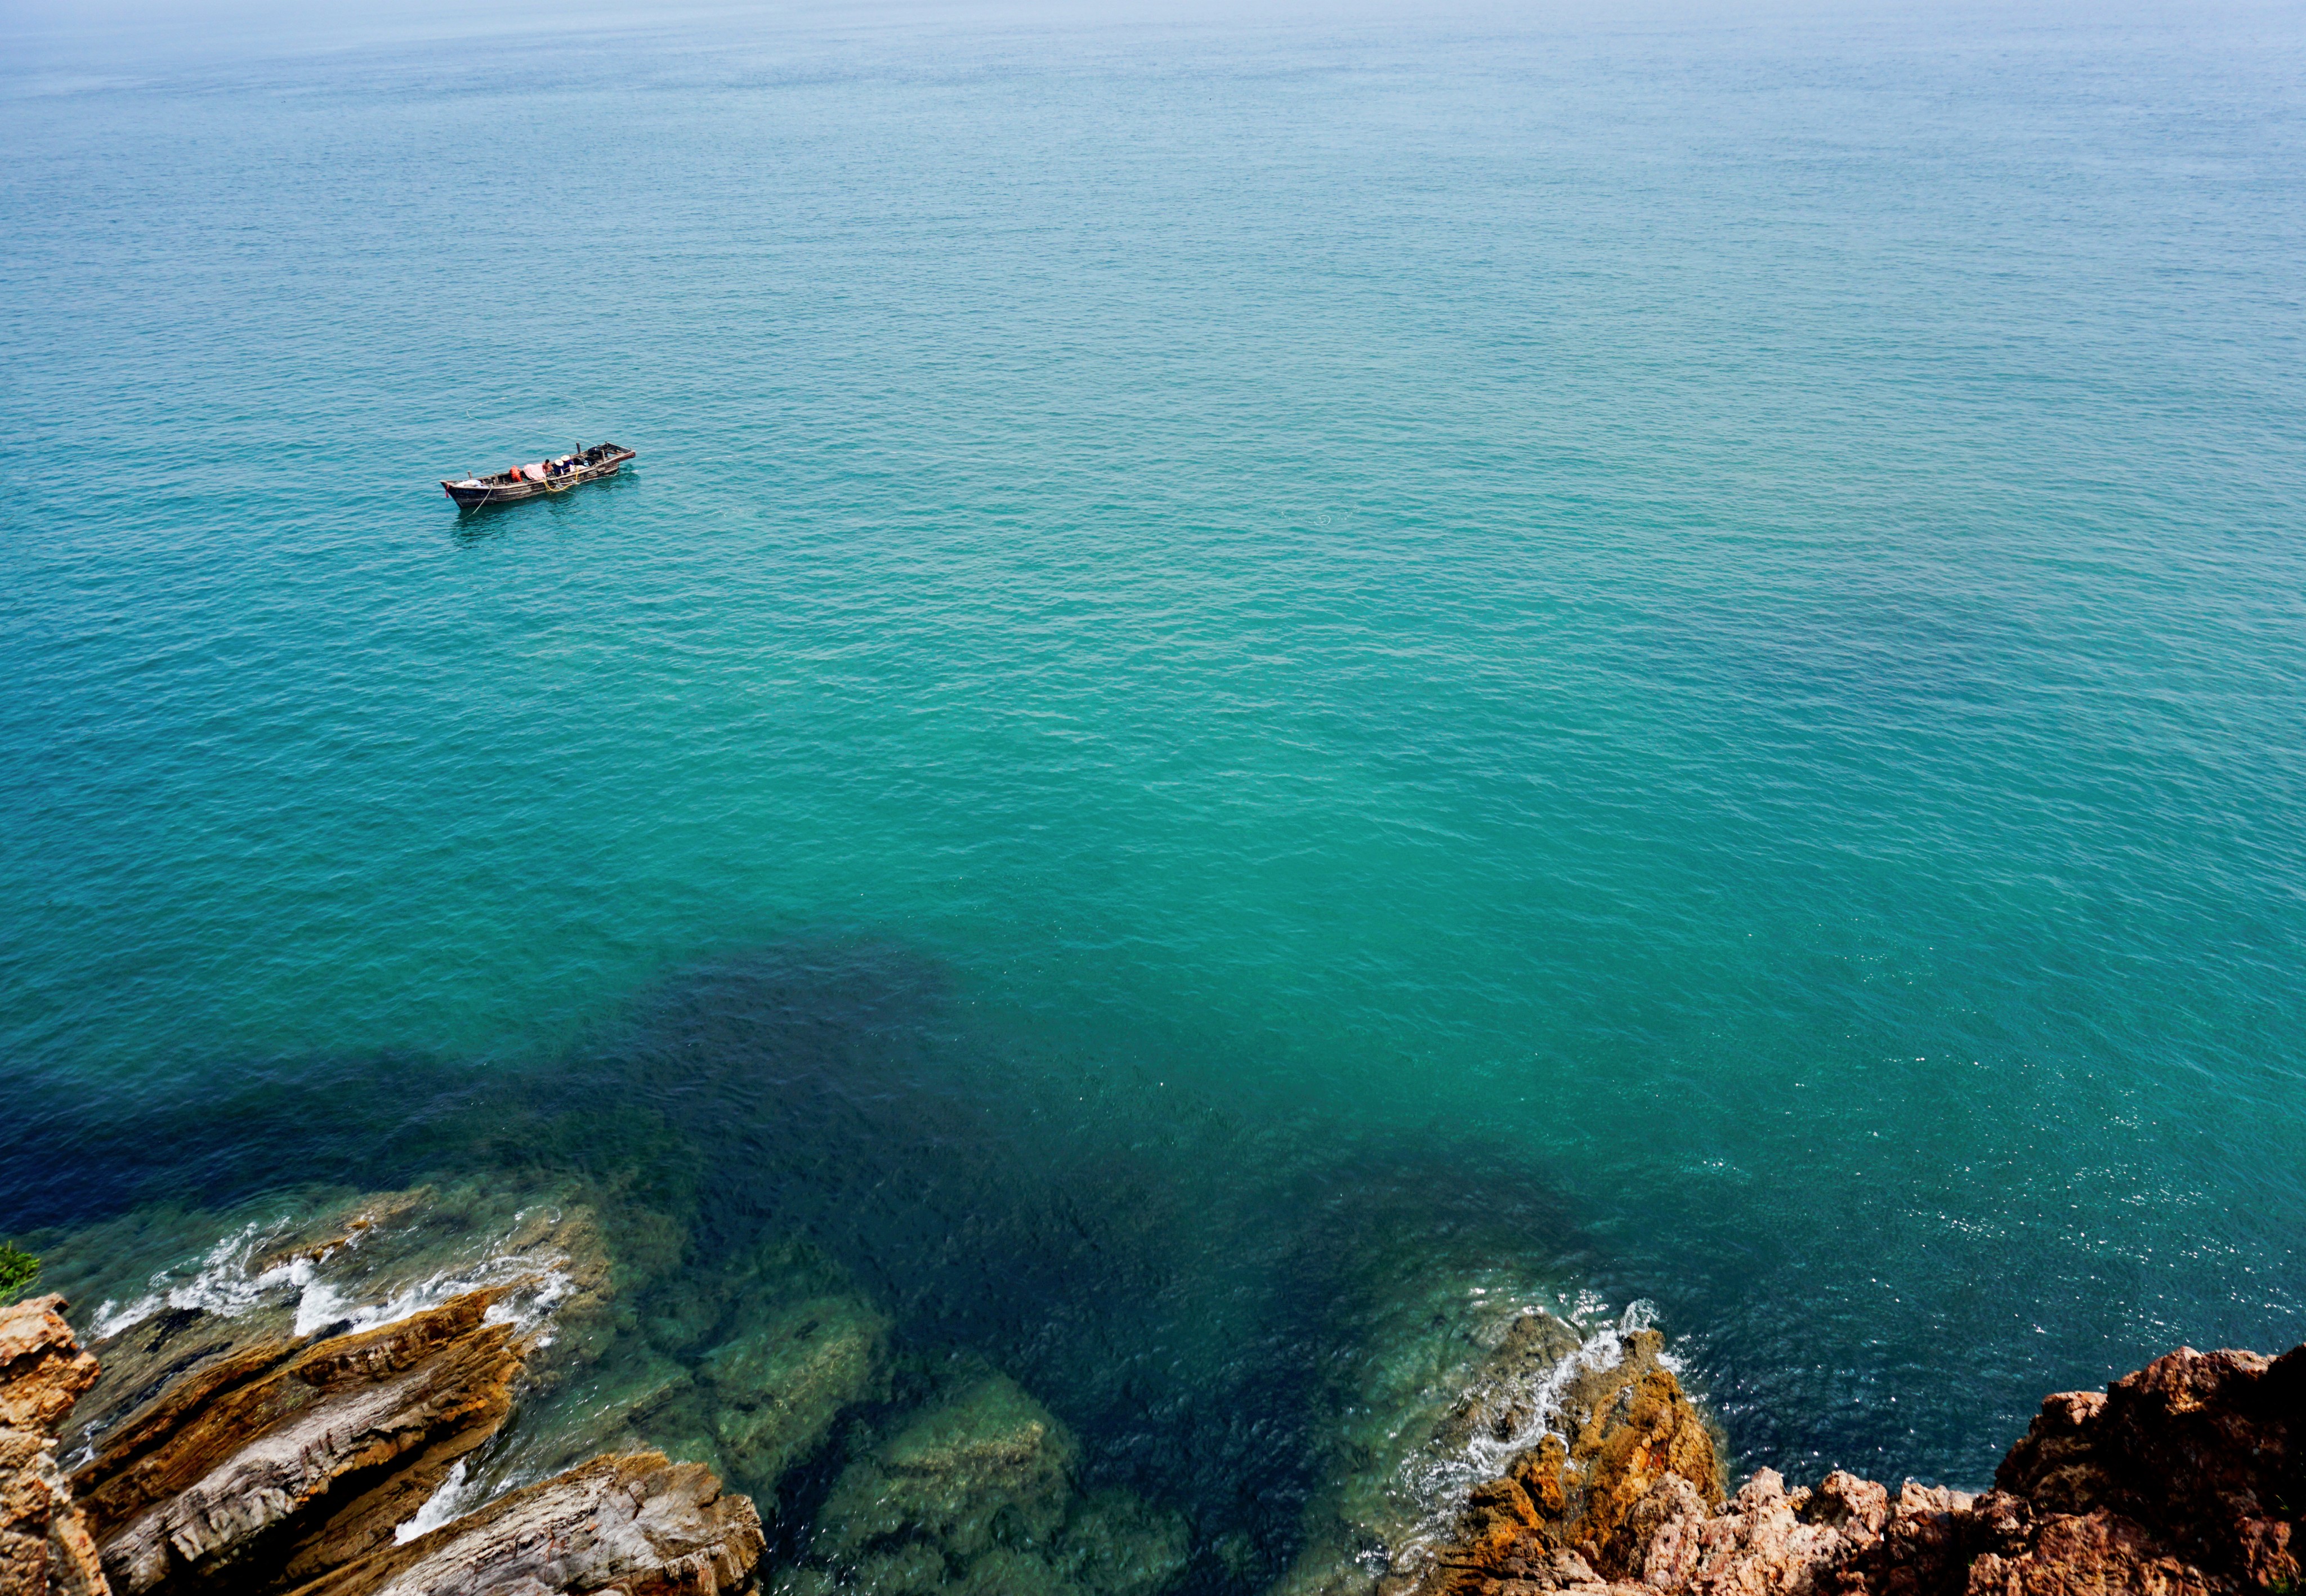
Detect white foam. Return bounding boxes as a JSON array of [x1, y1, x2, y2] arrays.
[[290, 1245, 567, 1341], [1397, 1298, 1674, 1554], [90, 1221, 316, 1339], [394, 1460, 474, 1544], [87, 1204, 573, 1352]]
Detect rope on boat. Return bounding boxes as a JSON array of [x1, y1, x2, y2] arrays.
[[457, 448, 625, 507]]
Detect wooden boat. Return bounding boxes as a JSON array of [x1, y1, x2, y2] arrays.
[[441, 444, 635, 507]]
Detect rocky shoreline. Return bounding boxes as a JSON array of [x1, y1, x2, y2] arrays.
[[1364, 1320, 2301, 1596], [1, 1285, 763, 1596], [5, 1187, 2298, 1596]]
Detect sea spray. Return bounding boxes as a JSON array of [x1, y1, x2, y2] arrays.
[[85, 1200, 579, 1347], [394, 1460, 476, 1545], [1273, 1267, 1683, 1596], [1407, 1297, 1675, 1521], [90, 1220, 318, 1339]]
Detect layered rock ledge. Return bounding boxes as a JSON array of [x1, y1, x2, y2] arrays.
[[75, 1289, 526, 1593], [5, 1182, 1183, 1596], [285, 1450, 760, 1596], [12, 1249, 2306, 1596], [0, 1289, 762, 1596]]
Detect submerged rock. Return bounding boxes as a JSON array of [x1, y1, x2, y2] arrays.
[[1428, 1311, 1594, 1458], [507, 1347, 720, 1485], [781, 1365, 1188, 1596], [701, 1292, 889, 1497], [468, 1231, 892, 1513], [814, 1368, 1082, 1566], [690, 1239, 891, 1503], [0, 1293, 109, 1596], [1053, 1490, 1195, 1596]]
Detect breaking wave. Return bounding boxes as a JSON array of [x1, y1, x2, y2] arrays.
[[89, 1220, 321, 1339], [1400, 1296, 1674, 1548], [394, 1460, 478, 1545], [88, 1204, 573, 1347]]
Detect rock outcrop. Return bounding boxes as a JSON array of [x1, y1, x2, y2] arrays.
[[1990, 1346, 2304, 1593], [71, 1290, 525, 1594], [281, 1451, 762, 1596], [24, 1183, 2306, 1596], [1427, 1322, 1723, 1591], [1, 1294, 109, 1596], [1, 1294, 763, 1596], [1408, 1340, 2306, 1596]]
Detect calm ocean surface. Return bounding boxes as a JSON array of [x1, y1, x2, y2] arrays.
[[5, 0, 2305, 1577]]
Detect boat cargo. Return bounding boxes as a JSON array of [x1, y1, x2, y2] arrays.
[[442, 444, 635, 507]]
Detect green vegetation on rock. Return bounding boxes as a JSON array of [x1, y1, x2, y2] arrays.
[[0, 1241, 38, 1303]]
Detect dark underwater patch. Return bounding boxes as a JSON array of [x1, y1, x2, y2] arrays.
[[7, 936, 1615, 1593]]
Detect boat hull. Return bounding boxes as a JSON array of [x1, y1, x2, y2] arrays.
[[443, 449, 634, 508]]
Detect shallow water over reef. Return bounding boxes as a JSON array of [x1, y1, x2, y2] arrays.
[[7, 1, 2306, 1588], [27, 941, 1632, 1586], [24, 943, 1630, 1592]]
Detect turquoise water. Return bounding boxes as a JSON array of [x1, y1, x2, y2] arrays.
[[6, 0, 2306, 1571]]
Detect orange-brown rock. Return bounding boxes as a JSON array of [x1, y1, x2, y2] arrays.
[[0, 1294, 110, 1596], [1411, 1335, 2306, 1596], [1413, 1329, 1723, 1596], [71, 1292, 522, 1595], [1994, 1346, 2306, 1592], [6, 1283, 763, 1596], [1965, 1507, 2224, 1596], [1542, 1329, 1724, 1573], [280, 1450, 763, 1596]]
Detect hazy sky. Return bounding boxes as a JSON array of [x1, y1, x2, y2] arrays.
[[8, 0, 2276, 78]]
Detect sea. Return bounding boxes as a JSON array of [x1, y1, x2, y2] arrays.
[[3, 0, 2304, 1588]]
